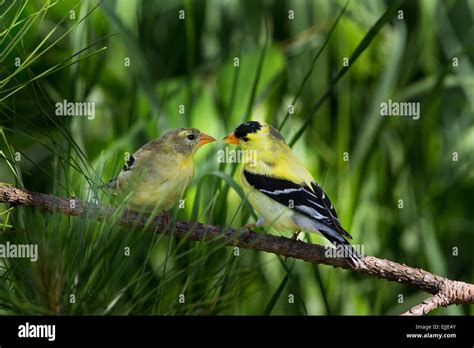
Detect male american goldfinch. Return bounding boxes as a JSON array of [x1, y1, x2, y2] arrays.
[[223, 121, 359, 264], [109, 128, 215, 213]]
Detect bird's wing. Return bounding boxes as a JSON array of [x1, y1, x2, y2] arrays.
[[117, 144, 165, 189], [122, 154, 137, 172], [243, 170, 352, 239]]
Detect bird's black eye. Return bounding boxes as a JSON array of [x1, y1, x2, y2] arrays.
[[187, 134, 195, 140], [242, 137, 249, 142]]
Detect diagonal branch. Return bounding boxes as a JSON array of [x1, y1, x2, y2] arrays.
[[1, 184, 473, 315], [401, 293, 451, 316]]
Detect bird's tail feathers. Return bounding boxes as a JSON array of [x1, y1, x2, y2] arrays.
[[320, 228, 361, 267], [337, 225, 353, 240]]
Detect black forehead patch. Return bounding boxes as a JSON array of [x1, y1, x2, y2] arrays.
[[234, 121, 262, 138]]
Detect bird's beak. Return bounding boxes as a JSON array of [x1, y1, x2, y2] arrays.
[[198, 133, 216, 147], [223, 132, 240, 144]]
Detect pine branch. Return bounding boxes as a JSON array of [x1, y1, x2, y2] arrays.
[[1, 184, 473, 315], [401, 293, 451, 316]]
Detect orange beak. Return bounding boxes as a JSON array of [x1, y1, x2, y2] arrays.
[[198, 133, 216, 147], [223, 132, 240, 144]]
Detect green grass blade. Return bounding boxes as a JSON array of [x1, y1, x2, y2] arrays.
[[278, 1, 349, 131], [289, 0, 405, 147]]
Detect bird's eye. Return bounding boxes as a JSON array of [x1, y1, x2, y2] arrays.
[[242, 137, 249, 142], [187, 134, 195, 140]]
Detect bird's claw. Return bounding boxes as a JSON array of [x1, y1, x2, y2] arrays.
[[291, 231, 302, 241], [242, 223, 256, 232]]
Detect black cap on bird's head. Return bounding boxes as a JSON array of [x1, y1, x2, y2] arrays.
[[234, 121, 262, 139], [223, 121, 284, 146]]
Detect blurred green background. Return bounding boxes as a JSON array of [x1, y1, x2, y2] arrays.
[[0, 0, 473, 315]]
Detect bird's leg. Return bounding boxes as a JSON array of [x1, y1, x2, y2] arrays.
[[243, 217, 264, 232], [242, 223, 256, 231], [291, 230, 302, 241], [282, 231, 302, 262], [161, 211, 171, 229]]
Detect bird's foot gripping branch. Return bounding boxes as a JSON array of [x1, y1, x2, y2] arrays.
[[0, 183, 473, 316]]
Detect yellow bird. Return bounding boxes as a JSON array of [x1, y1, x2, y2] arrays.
[[223, 121, 359, 264], [110, 128, 215, 213]]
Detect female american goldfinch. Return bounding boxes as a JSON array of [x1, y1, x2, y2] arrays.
[[223, 121, 359, 264], [109, 128, 215, 213]]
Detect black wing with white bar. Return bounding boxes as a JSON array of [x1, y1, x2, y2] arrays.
[[243, 170, 352, 239]]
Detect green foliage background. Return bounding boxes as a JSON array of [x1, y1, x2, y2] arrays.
[[0, 0, 473, 315]]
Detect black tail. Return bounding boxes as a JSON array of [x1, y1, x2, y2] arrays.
[[320, 229, 361, 267]]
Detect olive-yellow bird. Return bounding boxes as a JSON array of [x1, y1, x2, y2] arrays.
[[110, 128, 215, 213]]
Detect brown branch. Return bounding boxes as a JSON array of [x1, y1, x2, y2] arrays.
[[1, 184, 473, 315], [401, 293, 451, 316]]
